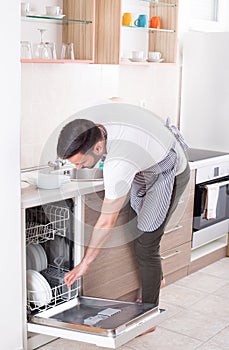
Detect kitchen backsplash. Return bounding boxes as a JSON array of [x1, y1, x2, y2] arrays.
[[21, 63, 179, 168]]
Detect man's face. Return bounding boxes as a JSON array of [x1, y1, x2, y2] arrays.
[[68, 150, 101, 169]]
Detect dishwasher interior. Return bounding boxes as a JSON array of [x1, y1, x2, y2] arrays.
[[26, 199, 79, 319]]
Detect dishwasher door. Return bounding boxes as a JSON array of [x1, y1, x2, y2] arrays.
[[28, 296, 166, 348]]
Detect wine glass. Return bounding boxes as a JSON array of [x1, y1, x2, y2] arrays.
[[33, 29, 49, 59]]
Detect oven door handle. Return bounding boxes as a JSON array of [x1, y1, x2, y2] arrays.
[[216, 179, 229, 188]]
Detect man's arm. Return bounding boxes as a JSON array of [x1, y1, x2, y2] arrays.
[[64, 195, 127, 288]]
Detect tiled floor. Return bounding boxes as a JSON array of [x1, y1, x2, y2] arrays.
[[37, 257, 229, 350]]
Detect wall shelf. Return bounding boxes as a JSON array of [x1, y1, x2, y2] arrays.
[[21, 0, 95, 63], [22, 15, 92, 25], [122, 25, 175, 33], [21, 59, 93, 64], [140, 0, 176, 7]]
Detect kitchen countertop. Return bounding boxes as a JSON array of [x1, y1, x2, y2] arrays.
[[21, 180, 104, 209], [188, 154, 229, 170], [21, 153, 229, 208]]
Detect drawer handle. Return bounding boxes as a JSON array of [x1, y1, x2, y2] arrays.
[[164, 224, 183, 234], [161, 250, 181, 260]]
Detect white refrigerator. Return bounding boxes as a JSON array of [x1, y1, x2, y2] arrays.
[[179, 32, 229, 152]]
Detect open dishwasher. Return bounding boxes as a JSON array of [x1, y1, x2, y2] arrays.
[[24, 196, 166, 349]]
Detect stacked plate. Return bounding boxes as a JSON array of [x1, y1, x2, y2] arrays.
[[27, 270, 52, 307], [26, 243, 48, 271]]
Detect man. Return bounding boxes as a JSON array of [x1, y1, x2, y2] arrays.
[[57, 103, 190, 308]]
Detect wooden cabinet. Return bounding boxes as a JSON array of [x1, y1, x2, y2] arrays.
[[94, 0, 178, 64], [148, 0, 178, 63], [82, 191, 141, 301], [63, 0, 95, 61], [94, 0, 121, 64], [83, 170, 195, 299], [21, 0, 177, 64]]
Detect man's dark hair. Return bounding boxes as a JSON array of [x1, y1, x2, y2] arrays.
[[57, 119, 102, 159]]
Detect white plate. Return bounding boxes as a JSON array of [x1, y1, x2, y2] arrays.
[[21, 181, 30, 189], [35, 244, 48, 271], [147, 58, 164, 63], [26, 251, 33, 270], [27, 270, 52, 307], [129, 58, 146, 63], [35, 270, 52, 303], [27, 244, 42, 271], [26, 245, 37, 270]]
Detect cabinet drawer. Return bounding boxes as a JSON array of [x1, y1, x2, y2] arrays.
[[161, 242, 191, 277], [161, 220, 192, 252]]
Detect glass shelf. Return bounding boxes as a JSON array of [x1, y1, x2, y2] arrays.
[[122, 25, 175, 33], [21, 59, 93, 64], [148, 27, 175, 33], [140, 0, 176, 7], [21, 15, 92, 25]]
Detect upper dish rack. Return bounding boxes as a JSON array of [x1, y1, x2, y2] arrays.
[[26, 204, 70, 245]]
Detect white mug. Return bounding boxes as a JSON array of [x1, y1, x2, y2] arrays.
[[148, 51, 161, 61], [45, 6, 61, 16], [21, 2, 30, 16], [132, 50, 144, 61]]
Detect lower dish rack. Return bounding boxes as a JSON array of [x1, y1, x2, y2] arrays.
[[27, 265, 79, 316]]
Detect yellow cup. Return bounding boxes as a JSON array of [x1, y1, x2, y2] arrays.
[[122, 12, 133, 27]]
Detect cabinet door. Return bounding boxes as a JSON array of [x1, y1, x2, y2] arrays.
[[94, 0, 121, 64], [83, 192, 141, 300], [148, 0, 178, 63], [28, 296, 166, 348], [63, 0, 95, 61]]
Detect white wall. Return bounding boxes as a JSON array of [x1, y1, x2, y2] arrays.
[[178, 0, 229, 152], [180, 32, 229, 152], [21, 62, 179, 168], [0, 2, 22, 350]]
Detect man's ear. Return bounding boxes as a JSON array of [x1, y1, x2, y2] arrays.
[[93, 141, 103, 155]]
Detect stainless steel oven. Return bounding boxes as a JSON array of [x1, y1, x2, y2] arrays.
[[193, 176, 229, 231], [187, 149, 229, 249]]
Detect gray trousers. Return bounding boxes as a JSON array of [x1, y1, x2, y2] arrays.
[[134, 163, 190, 305]]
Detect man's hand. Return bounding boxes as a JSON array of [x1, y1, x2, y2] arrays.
[[64, 262, 89, 288]]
